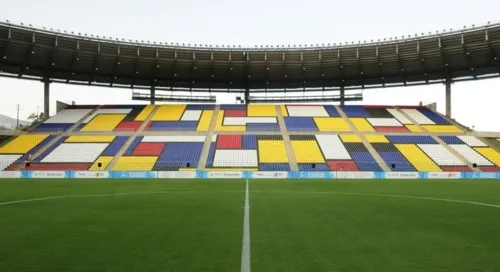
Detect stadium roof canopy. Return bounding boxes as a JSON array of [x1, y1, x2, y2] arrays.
[[0, 21, 500, 93]]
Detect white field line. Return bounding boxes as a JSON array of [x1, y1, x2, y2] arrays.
[[0, 190, 241, 207], [253, 190, 500, 209], [1, 189, 499, 211], [241, 179, 251, 272]]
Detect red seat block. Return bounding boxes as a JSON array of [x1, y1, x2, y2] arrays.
[[225, 109, 246, 117], [441, 166, 473, 172], [216, 135, 242, 149], [115, 121, 142, 131], [132, 143, 165, 156], [327, 160, 359, 171], [479, 166, 500, 172], [143, 121, 153, 130], [24, 164, 92, 170]]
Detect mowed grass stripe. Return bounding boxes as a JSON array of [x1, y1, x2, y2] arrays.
[[0, 180, 245, 272], [250, 180, 500, 272]]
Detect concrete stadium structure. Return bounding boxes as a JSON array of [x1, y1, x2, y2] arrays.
[[0, 20, 500, 119]]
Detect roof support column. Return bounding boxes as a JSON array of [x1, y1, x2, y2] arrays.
[[244, 87, 250, 105], [340, 85, 345, 106], [150, 85, 156, 105], [43, 78, 50, 120], [445, 76, 451, 118]]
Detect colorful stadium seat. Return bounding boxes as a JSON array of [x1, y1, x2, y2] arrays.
[[207, 135, 290, 171], [216, 105, 279, 132], [1, 104, 498, 173]]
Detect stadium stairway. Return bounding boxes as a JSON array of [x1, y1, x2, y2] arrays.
[[275, 104, 299, 171], [197, 105, 221, 170], [106, 105, 160, 171], [336, 105, 391, 172]]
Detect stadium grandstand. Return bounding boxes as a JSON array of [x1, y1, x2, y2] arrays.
[[0, 20, 499, 173]]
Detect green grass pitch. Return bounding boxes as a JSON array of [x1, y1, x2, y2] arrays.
[[0, 179, 500, 272]]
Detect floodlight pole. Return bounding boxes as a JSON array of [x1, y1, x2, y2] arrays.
[[43, 78, 50, 120], [445, 76, 451, 118]]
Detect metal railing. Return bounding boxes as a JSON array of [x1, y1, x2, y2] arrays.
[[1, 18, 499, 51]]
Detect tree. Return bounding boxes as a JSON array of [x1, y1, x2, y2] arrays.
[[27, 112, 45, 127]]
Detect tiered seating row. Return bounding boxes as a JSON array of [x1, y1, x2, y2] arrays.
[[216, 105, 279, 132], [290, 134, 382, 171], [369, 135, 471, 172], [114, 135, 205, 171], [145, 104, 214, 131], [1, 135, 126, 171], [206, 135, 290, 171], [439, 136, 500, 171], [31, 104, 464, 134], [36, 108, 95, 131]]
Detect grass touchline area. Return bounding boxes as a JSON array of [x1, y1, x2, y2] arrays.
[[0, 179, 499, 272]]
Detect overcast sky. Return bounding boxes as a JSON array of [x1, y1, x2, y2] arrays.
[[1, 0, 499, 131]]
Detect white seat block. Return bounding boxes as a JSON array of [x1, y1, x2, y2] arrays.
[[83, 109, 132, 123], [401, 109, 434, 125], [212, 135, 218, 142], [42, 143, 108, 163], [142, 136, 206, 143], [418, 144, 465, 166], [457, 136, 488, 147], [0, 155, 22, 170], [387, 109, 412, 125], [213, 150, 258, 167], [181, 110, 202, 121], [316, 135, 351, 160], [449, 145, 493, 166], [367, 118, 403, 127], [44, 109, 93, 124], [287, 106, 329, 117], [223, 117, 277, 126]]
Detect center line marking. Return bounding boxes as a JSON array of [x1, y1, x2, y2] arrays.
[[241, 179, 251, 272]]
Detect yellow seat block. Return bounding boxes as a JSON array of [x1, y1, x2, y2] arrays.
[[474, 147, 500, 166], [365, 135, 389, 143], [66, 136, 116, 143], [406, 125, 422, 132], [248, 105, 277, 116], [89, 156, 114, 170], [291, 140, 325, 163], [215, 110, 246, 132], [196, 110, 213, 132], [350, 118, 375, 132], [395, 144, 441, 172], [258, 140, 289, 163], [81, 114, 126, 131], [280, 105, 288, 117], [314, 117, 351, 132], [422, 125, 462, 133], [340, 135, 362, 143], [135, 105, 156, 121], [0, 134, 49, 154], [112, 156, 157, 171], [151, 105, 186, 121]]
